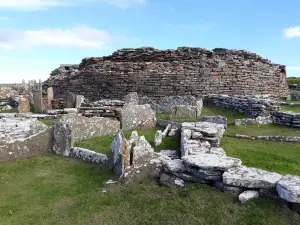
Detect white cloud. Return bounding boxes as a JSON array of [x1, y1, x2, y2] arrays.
[[287, 66, 300, 71], [284, 26, 300, 38], [0, 25, 138, 50], [0, 0, 146, 10]]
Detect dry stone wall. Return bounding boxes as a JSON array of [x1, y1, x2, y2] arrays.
[[204, 94, 280, 118], [43, 47, 289, 101]]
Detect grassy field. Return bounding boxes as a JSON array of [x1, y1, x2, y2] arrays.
[[226, 124, 300, 137], [0, 106, 18, 113], [287, 78, 300, 85], [157, 105, 245, 124], [1, 154, 300, 225], [281, 106, 300, 113], [222, 137, 300, 176]]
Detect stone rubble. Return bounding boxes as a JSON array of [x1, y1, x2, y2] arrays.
[[276, 175, 300, 203], [238, 190, 259, 204]]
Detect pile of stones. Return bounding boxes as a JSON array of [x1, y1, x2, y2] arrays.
[[0, 117, 47, 145], [158, 121, 300, 208], [79, 99, 124, 119], [204, 94, 280, 118]]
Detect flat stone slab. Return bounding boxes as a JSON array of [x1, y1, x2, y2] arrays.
[[158, 150, 180, 160], [187, 167, 222, 181], [164, 159, 186, 173], [223, 166, 282, 189], [182, 153, 242, 171], [239, 190, 259, 204], [277, 175, 300, 203]]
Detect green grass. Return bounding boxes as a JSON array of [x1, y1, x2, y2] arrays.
[[281, 106, 300, 113], [222, 137, 300, 176], [0, 106, 18, 113], [1, 154, 300, 225], [226, 124, 300, 137], [75, 128, 180, 155], [287, 78, 300, 85], [281, 99, 300, 104], [38, 118, 56, 126], [157, 106, 245, 124]]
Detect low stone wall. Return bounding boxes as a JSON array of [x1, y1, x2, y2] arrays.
[[0, 127, 53, 163], [204, 94, 280, 118], [273, 111, 300, 128], [79, 99, 124, 119], [159, 122, 300, 209], [234, 116, 273, 126], [59, 114, 120, 141], [140, 95, 201, 114], [290, 92, 300, 101], [232, 134, 300, 143]]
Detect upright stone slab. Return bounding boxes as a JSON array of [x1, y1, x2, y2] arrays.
[[18, 97, 30, 113], [53, 121, 73, 156], [170, 105, 198, 119], [66, 91, 76, 108], [109, 131, 127, 177], [47, 87, 54, 109], [276, 175, 300, 203], [32, 89, 43, 113], [121, 104, 156, 131], [124, 92, 139, 106], [75, 95, 85, 108]]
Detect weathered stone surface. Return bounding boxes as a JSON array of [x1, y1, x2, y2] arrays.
[[154, 130, 163, 147], [139, 117, 156, 131], [277, 175, 300, 203], [209, 147, 226, 156], [66, 91, 76, 108], [234, 116, 273, 126], [196, 100, 203, 117], [109, 131, 126, 177], [63, 108, 78, 114], [47, 87, 54, 109], [164, 159, 186, 173], [168, 128, 178, 137], [59, 114, 120, 141], [0, 126, 53, 163], [53, 121, 73, 156], [158, 150, 179, 160], [75, 95, 85, 108], [239, 190, 259, 204], [123, 92, 139, 105], [191, 131, 203, 139], [223, 166, 282, 189], [195, 122, 225, 138], [32, 89, 44, 113], [200, 116, 228, 128], [187, 167, 222, 181], [162, 124, 171, 138], [204, 95, 281, 118], [129, 130, 139, 145], [121, 104, 155, 131], [70, 147, 107, 164], [18, 97, 30, 113], [182, 153, 242, 171], [170, 105, 199, 119], [159, 173, 185, 188], [223, 185, 246, 195]]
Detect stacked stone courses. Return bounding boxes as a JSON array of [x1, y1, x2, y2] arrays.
[[43, 47, 289, 101]]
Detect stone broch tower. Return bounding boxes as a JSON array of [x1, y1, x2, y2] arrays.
[[43, 47, 289, 100]]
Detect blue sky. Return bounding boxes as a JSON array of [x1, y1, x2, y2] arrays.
[[0, 0, 299, 83]]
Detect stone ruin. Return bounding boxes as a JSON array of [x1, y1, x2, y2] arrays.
[[43, 47, 289, 102]]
